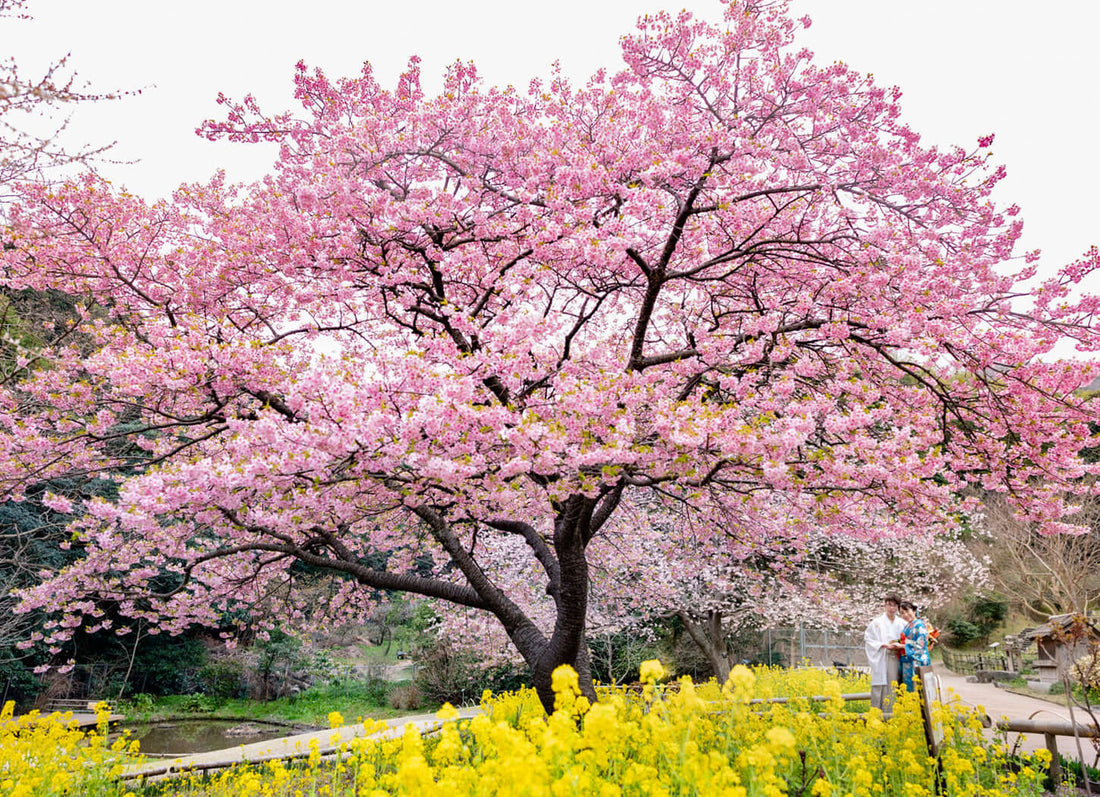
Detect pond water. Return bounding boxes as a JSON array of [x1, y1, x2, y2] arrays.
[[118, 718, 296, 755]]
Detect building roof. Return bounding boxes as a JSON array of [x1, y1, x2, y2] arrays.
[[1020, 613, 1100, 641]]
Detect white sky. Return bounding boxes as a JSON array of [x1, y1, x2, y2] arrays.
[[5, 0, 1099, 289]]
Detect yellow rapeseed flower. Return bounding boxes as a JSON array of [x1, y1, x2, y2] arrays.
[[639, 659, 667, 684], [723, 664, 756, 702]]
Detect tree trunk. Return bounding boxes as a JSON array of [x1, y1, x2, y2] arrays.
[[418, 497, 605, 715], [115, 622, 143, 702], [678, 609, 733, 683], [525, 498, 598, 713], [488, 554, 596, 715]]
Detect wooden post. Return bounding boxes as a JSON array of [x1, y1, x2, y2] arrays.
[[1044, 733, 1061, 784]]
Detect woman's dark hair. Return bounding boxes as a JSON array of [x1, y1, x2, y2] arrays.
[[898, 601, 917, 612]]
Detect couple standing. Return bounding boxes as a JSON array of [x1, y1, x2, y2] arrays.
[[863, 594, 932, 711]]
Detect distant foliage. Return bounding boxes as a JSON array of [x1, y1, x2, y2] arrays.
[[414, 640, 529, 706], [942, 594, 1008, 647], [945, 618, 983, 647]]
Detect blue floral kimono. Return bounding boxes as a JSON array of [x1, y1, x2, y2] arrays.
[[900, 618, 932, 691]]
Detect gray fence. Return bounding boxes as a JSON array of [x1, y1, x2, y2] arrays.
[[735, 624, 867, 669]]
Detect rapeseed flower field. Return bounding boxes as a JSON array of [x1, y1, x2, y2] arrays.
[[0, 665, 1052, 796]]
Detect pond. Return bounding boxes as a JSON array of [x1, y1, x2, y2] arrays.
[[117, 718, 304, 755]]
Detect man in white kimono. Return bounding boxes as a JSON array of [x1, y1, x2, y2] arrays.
[[864, 594, 906, 713]]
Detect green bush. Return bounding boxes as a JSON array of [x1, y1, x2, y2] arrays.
[[946, 618, 983, 646], [178, 693, 218, 712], [199, 658, 246, 698], [414, 641, 529, 706], [0, 660, 39, 708], [121, 692, 155, 716], [253, 629, 308, 700], [940, 594, 1008, 648], [969, 595, 1007, 636], [358, 671, 389, 706]]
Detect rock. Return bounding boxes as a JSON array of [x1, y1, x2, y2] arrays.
[[974, 670, 1017, 684], [224, 722, 266, 737]]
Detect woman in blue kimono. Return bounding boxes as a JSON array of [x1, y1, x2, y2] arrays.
[[898, 601, 931, 691]]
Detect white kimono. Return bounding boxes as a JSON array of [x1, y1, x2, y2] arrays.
[[864, 612, 907, 686]]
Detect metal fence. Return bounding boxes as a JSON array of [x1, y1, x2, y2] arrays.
[[735, 624, 868, 669]]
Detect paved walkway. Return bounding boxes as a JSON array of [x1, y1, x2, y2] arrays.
[[21, 711, 125, 729], [70, 712, 126, 728], [932, 662, 1096, 765], [123, 706, 480, 781]]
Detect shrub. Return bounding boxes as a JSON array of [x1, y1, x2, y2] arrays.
[[946, 618, 983, 647], [0, 660, 39, 709], [178, 693, 217, 713], [199, 657, 246, 699], [359, 668, 390, 706], [414, 641, 528, 706], [122, 692, 155, 715], [388, 684, 422, 711], [251, 628, 310, 700], [969, 595, 1008, 636]]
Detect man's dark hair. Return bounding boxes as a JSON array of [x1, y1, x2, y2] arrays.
[[883, 594, 902, 607]]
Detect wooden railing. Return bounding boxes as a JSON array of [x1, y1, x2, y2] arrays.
[[41, 698, 107, 713], [939, 646, 1008, 675], [995, 716, 1100, 784]]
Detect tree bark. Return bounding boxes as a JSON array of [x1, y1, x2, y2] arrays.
[[524, 496, 598, 712], [678, 609, 733, 683]]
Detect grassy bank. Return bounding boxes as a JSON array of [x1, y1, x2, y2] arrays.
[[119, 680, 437, 728]]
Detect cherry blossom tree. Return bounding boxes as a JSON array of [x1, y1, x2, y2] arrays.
[[582, 494, 990, 682], [654, 528, 989, 681], [2, 1, 1098, 711]]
